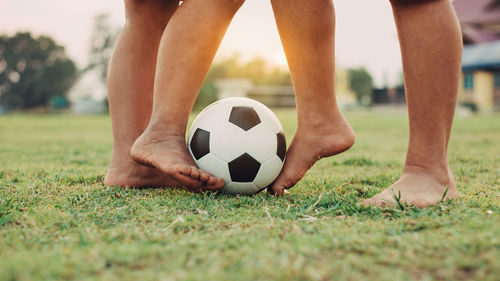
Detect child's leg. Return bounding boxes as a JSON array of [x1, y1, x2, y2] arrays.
[[105, 0, 184, 189], [363, 0, 461, 207], [269, 0, 355, 195], [130, 0, 244, 189]]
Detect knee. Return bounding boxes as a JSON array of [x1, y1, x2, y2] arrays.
[[124, 0, 175, 27]]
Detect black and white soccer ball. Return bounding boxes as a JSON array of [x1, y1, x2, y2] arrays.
[[187, 97, 286, 195]]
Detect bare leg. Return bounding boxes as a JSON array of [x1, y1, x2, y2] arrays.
[[130, 0, 244, 189], [363, 0, 461, 208], [269, 0, 355, 195], [105, 0, 185, 189]]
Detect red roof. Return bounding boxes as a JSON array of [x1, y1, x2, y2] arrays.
[[454, 0, 500, 43], [454, 0, 500, 24]]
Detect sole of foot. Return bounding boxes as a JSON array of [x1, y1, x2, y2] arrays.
[[130, 130, 224, 192], [270, 116, 355, 196], [362, 165, 459, 208]]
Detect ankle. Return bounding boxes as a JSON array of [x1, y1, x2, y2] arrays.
[[405, 148, 449, 172], [296, 113, 354, 144], [402, 163, 453, 185], [292, 121, 355, 159], [109, 148, 136, 167], [297, 110, 347, 131], [143, 120, 186, 139], [147, 110, 189, 135]]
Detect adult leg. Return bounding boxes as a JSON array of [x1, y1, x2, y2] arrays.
[[363, 0, 461, 207], [105, 0, 185, 189], [269, 0, 355, 195], [130, 0, 244, 190]]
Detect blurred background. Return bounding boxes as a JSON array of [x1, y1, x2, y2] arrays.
[[0, 0, 499, 114]]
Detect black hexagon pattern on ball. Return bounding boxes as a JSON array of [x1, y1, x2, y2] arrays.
[[276, 131, 286, 161], [228, 106, 261, 131], [228, 153, 261, 182], [190, 128, 210, 160]]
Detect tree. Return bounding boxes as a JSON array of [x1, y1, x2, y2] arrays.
[[206, 54, 291, 85], [86, 14, 120, 85], [0, 32, 77, 110], [349, 68, 373, 105]]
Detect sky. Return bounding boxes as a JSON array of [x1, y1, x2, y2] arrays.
[[1, 0, 403, 87]]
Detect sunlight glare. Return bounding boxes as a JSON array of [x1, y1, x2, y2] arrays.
[[273, 50, 288, 66]]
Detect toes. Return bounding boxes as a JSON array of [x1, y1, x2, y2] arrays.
[[214, 177, 225, 189], [175, 166, 225, 192], [152, 162, 225, 193], [193, 169, 225, 191], [269, 188, 284, 197], [176, 165, 201, 180], [199, 170, 211, 183], [272, 187, 285, 196], [188, 167, 201, 180], [269, 176, 293, 196], [268, 163, 306, 196], [361, 194, 385, 207], [205, 176, 217, 186], [172, 173, 203, 191], [174, 164, 214, 185], [269, 182, 286, 196], [362, 195, 396, 208], [204, 177, 225, 191], [176, 165, 217, 186], [174, 164, 193, 176], [360, 198, 373, 207]]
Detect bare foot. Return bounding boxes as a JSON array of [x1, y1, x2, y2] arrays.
[[130, 129, 225, 191], [105, 159, 183, 189], [362, 165, 459, 208], [270, 116, 355, 196], [106, 158, 222, 193]]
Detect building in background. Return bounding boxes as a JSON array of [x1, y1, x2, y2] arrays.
[[460, 41, 500, 112], [215, 68, 356, 108], [335, 69, 357, 107], [372, 86, 405, 105], [454, 0, 500, 112]]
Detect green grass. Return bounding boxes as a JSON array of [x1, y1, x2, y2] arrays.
[[0, 110, 499, 281]]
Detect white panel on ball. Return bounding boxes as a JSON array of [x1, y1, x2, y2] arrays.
[[253, 156, 284, 188], [224, 182, 259, 195], [238, 123, 277, 163], [211, 123, 276, 164], [195, 154, 231, 185], [188, 103, 231, 137], [209, 124, 251, 162], [253, 102, 284, 134]]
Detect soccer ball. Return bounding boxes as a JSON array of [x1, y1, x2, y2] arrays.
[[187, 97, 286, 195]]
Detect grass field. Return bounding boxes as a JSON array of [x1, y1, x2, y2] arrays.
[[0, 110, 499, 281]]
